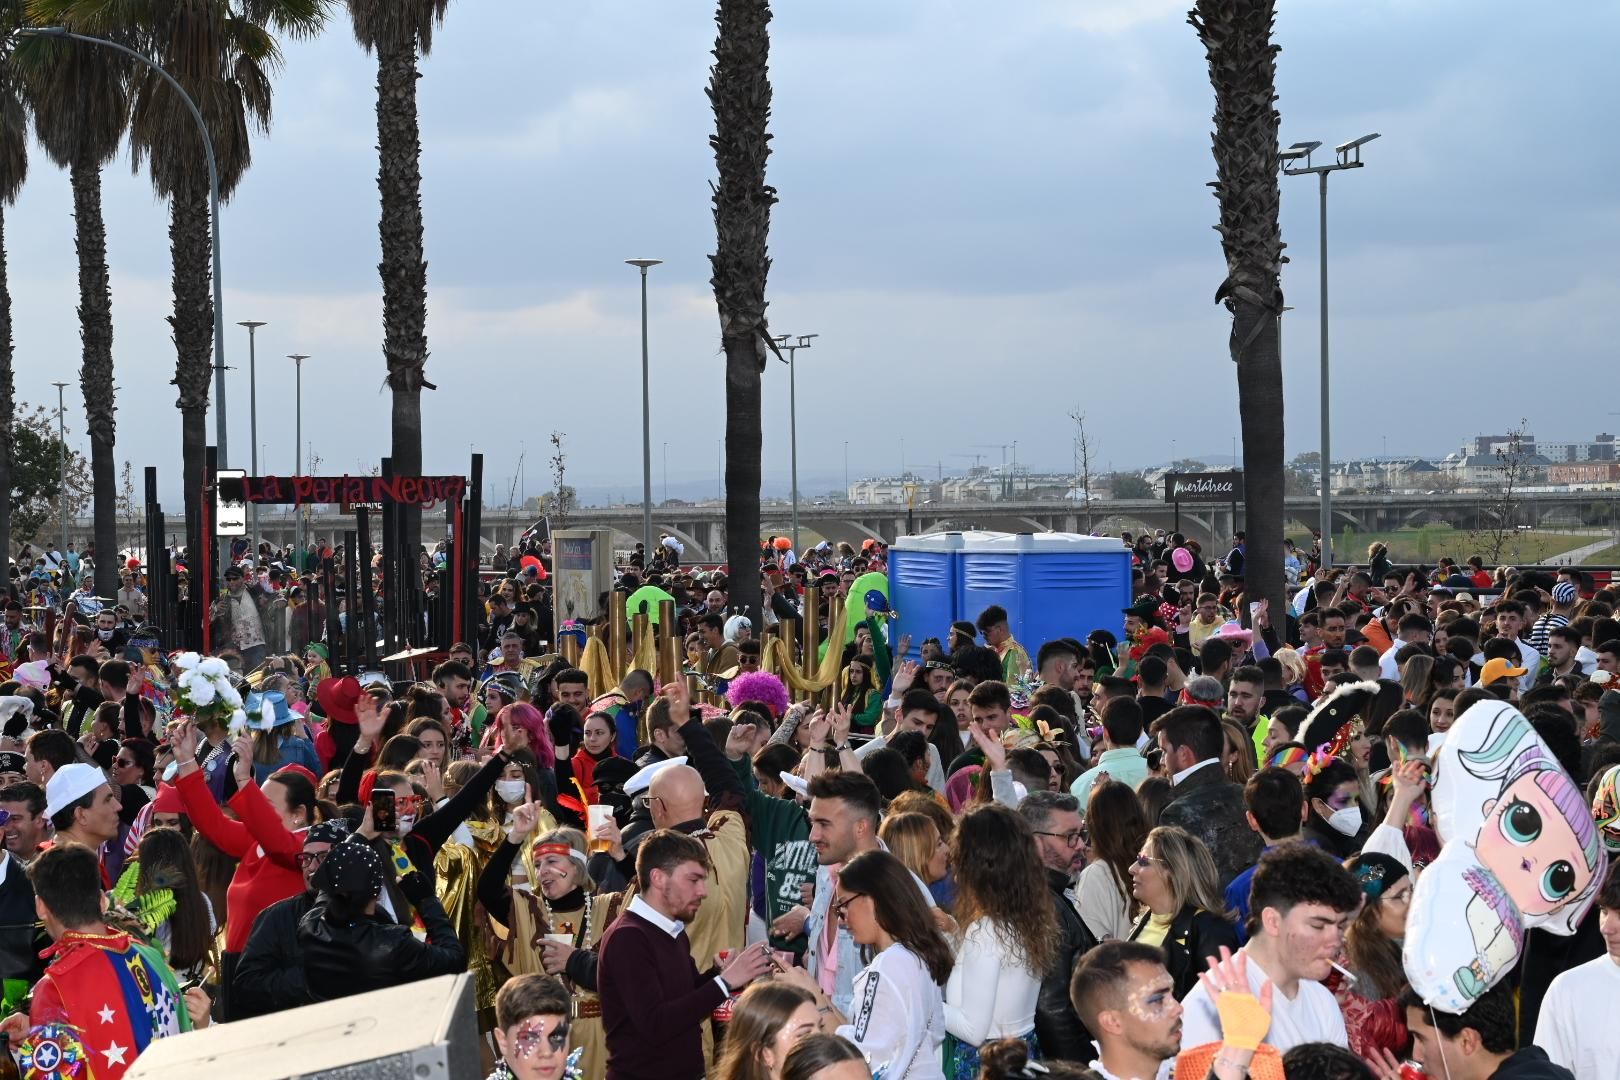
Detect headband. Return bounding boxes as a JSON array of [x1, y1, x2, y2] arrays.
[[533, 841, 588, 868]]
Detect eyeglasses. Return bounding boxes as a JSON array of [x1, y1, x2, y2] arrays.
[[511, 1018, 571, 1058], [1034, 830, 1085, 848], [298, 850, 331, 869], [1132, 854, 1165, 869], [831, 893, 863, 921]]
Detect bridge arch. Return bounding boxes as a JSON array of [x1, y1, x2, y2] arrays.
[[654, 524, 712, 562]]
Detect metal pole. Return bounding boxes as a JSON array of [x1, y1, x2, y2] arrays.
[[290, 354, 309, 571], [626, 260, 661, 554], [240, 321, 265, 562], [1319, 170, 1332, 569], [52, 382, 68, 577], [640, 269, 652, 553]]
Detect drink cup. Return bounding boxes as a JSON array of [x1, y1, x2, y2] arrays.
[[587, 804, 614, 853]]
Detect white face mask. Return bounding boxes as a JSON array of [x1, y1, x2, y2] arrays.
[[495, 779, 527, 805], [1325, 804, 1363, 837], [97, 628, 114, 640]]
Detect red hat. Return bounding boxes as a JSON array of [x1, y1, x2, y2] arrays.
[[152, 783, 184, 815], [273, 764, 319, 789], [126, 557, 142, 570], [358, 769, 379, 805], [317, 676, 363, 726]]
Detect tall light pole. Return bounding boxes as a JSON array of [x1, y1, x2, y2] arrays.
[[52, 382, 69, 572], [289, 354, 310, 567], [22, 26, 229, 468], [239, 321, 266, 560], [625, 259, 661, 554], [1282, 133, 1379, 569], [773, 333, 817, 550]]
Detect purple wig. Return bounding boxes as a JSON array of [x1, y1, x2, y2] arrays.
[[726, 671, 791, 718]]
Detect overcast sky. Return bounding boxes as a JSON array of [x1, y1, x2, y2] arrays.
[[9, 0, 1618, 507]]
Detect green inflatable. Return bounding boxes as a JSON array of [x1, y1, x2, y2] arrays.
[[625, 585, 676, 625]]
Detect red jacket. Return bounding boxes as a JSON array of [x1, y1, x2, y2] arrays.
[[175, 768, 306, 953]]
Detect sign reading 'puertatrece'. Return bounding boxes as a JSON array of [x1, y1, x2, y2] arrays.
[[1164, 471, 1244, 503]]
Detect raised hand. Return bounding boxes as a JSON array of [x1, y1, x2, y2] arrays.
[[891, 660, 919, 696], [355, 693, 385, 746], [508, 800, 541, 844], [664, 679, 692, 726], [231, 734, 256, 784], [829, 702, 852, 745], [968, 719, 1007, 772]]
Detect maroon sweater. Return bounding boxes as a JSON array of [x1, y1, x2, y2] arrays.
[[598, 908, 725, 1080]]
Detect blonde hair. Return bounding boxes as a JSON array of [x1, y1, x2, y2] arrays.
[[878, 812, 942, 883], [1273, 647, 1307, 688], [1145, 826, 1231, 918]]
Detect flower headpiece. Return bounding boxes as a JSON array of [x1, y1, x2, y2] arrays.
[[1129, 627, 1171, 663]]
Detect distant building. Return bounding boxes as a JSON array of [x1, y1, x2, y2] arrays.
[[1547, 462, 1620, 485]]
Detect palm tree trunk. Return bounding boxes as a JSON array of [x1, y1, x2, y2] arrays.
[[0, 203, 14, 565], [69, 155, 119, 597], [1233, 303, 1285, 629], [170, 170, 213, 626], [375, 38, 430, 567], [1190, 0, 1286, 629], [724, 335, 763, 620], [709, 0, 776, 624]]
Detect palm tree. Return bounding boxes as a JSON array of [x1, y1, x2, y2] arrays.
[[108, 0, 324, 609], [708, 0, 777, 624], [1189, 0, 1286, 626], [0, 13, 27, 566], [20, 14, 131, 597], [346, 0, 447, 565]]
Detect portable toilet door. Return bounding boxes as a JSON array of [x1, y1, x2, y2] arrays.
[[959, 533, 1131, 663], [888, 532, 1001, 663]]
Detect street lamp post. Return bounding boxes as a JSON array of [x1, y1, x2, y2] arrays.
[[22, 26, 229, 469], [239, 321, 266, 561], [625, 259, 661, 555], [289, 354, 310, 567], [773, 333, 817, 550], [1281, 133, 1379, 569], [52, 382, 68, 573]]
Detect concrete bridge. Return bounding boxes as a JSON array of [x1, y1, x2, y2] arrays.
[[61, 489, 1620, 561]]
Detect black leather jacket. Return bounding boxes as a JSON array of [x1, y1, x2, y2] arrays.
[[1035, 867, 1098, 1062], [298, 894, 466, 1002], [234, 891, 315, 1018]]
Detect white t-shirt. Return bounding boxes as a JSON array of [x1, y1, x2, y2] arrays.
[[838, 943, 946, 1080], [1179, 947, 1347, 1053], [1534, 952, 1620, 1079], [944, 917, 1041, 1044]]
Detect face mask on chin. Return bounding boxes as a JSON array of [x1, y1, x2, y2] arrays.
[[97, 629, 114, 640]]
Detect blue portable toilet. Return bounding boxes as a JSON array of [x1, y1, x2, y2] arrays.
[[958, 533, 1131, 657], [889, 531, 1003, 662]]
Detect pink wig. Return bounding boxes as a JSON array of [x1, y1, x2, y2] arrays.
[[726, 671, 790, 718], [495, 702, 556, 769]]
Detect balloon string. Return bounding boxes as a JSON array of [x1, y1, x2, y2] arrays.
[[1429, 1004, 1454, 1080]]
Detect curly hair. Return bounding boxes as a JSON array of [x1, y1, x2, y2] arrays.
[[950, 803, 1058, 976]]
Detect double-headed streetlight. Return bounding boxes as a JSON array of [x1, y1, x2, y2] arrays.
[[239, 321, 266, 560], [773, 333, 817, 551], [1280, 132, 1379, 569], [289, 354, 311, 565], [625, 260, 661, 554]]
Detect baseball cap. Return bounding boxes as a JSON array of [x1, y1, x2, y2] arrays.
[[1479, 657, 1527, 687]]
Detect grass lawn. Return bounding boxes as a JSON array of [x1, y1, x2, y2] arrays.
[[1285, 525, 1595, 565], [1573, 544, 1620, 566]]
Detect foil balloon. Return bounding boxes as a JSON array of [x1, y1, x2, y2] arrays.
[[17, 1022, 90, 1078], [840, 572, 891, 643], [1404, 700, 1606, 1013]]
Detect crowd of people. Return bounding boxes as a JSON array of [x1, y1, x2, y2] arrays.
[[0, 527, 1616, 1080]]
